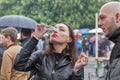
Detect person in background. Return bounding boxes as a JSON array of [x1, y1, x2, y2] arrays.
[[74, 31, 83, 56], [82, 37, 90, 56], [21, 28, 45, 51], [36, 36, 48, 50], [13, 23, 88, 80], [98, 1, 120, 80], [98, 36, 110, 57], [0, 34, 6, 69], [74, 31, 84, 80], [20, 28, 33, 46], [0, 27, 29, 80]]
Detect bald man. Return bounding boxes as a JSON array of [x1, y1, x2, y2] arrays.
[[98, 1, 120, 80]]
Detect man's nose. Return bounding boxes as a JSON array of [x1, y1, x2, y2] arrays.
[[98, 20, 102, 28]]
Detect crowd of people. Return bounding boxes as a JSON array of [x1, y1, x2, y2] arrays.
[[74, 30, 113, 58], [0, 1, 119, 80]]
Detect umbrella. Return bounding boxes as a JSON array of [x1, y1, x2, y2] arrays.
[[0, 15, 38, 29], [80, 28, 90, 34], [89, 28, 103, 33]]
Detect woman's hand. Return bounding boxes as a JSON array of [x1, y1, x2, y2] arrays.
[[33, 23, 49, 39], [74, 52, 88, 70]]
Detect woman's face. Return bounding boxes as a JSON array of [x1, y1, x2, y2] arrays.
[[50, 23, 71, 44]]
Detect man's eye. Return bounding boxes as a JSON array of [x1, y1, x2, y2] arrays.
[[101, 17, 104, 19], [99, 16, 105, 20]]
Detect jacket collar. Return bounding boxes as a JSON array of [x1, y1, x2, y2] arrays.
[[7, 42, 18, 49], [51, 53, 71, 69], [109, 27, 120, 43], [108, 27, 120, 64], [20, 37, 30, 43], [57, 56, 71, 69]]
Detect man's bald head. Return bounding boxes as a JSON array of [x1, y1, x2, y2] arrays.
[[100, 1, 120, 14], [98, 1, 120, 38]]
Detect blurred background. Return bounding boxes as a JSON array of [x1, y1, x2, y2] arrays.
[[0, 0, 119, 29]]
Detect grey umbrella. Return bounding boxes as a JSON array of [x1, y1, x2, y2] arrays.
[[0, 15, 38, 29]]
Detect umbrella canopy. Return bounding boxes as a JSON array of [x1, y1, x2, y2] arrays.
[[80, 28, 90, 34], [89, 28, 103, 33], [0, 15, 38, 29]]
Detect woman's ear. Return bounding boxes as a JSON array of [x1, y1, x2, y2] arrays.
[[115, 12, 120, 23], [68, 37, 72, 43]]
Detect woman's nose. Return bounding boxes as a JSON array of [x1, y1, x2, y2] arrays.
[[54, 29, 57, 33], [52, 28, 57, 33]]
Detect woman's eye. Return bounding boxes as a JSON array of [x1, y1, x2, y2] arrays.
[[60, 28, 65, 31]]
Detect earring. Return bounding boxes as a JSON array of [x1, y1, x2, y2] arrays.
[[67, 44, 69, 49]]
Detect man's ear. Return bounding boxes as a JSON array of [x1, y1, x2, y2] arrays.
[[6, 36, 11, 42], [115, 12, 120, 23]]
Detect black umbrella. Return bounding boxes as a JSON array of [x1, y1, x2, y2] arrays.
[[0, 15, 38, 29]]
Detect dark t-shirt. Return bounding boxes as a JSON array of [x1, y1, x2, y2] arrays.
[[0, 43, 6, 69]]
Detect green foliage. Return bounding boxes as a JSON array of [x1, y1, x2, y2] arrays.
[[0, 0, 119, 29]]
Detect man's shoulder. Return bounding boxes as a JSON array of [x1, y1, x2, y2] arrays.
[[110, 57, 120, 68], [4, 44, 21, 56]]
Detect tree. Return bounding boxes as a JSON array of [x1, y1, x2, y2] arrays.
[[0, 0, 119, 29]]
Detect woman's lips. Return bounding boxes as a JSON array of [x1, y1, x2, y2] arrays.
[[52, 33, 57, 37]]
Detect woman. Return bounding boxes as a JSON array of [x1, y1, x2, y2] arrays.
[[13, 23, 88, 80]]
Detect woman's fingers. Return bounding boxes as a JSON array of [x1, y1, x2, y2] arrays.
[[80, 52, 88, 58]]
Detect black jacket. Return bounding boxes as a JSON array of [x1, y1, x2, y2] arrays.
[[105, 27, 120, 80], [20, 37, 31, 46], [13, 37, 83, 80], [109, 27, 120, 64], [0, 43, 6, 69]]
